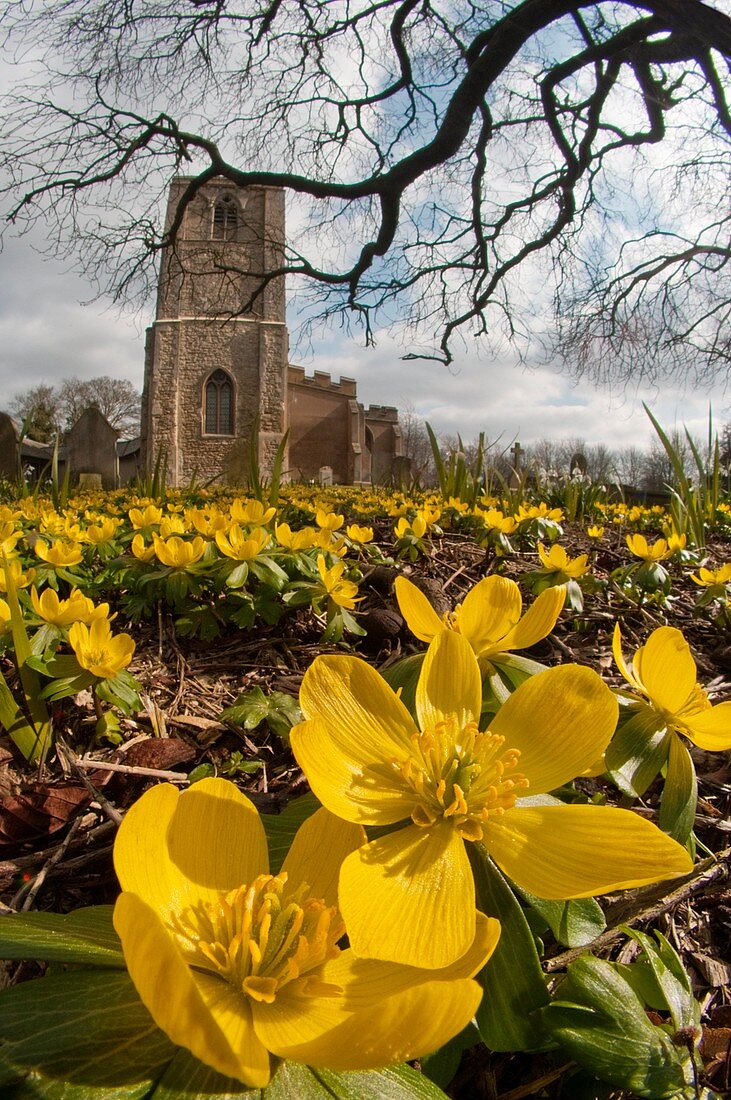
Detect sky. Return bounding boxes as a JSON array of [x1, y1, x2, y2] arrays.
[[0, 5, 729, 455], [0, 222, 728, 454]]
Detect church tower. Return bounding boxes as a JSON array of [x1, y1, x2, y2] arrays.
[[140, 178, 289, 485]]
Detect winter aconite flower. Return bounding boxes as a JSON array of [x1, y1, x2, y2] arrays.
[[292, 631, 693, 969], [316, 555, 360, 610], [394, 574, 563, 667], [69, 617, 135, 679], [113, 779, 499, 1086], [613, 624, 731, 751]]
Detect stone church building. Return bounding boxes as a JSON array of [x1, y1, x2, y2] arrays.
[[140, 177, 404, 486]]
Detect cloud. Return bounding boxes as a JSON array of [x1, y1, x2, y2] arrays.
[[0, 230, 147, 402], [0, 223, 728, 458]]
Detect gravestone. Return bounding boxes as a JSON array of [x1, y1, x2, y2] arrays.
[[66, 406, 119, 488], [318, 465, 333, 485], [509, 441, 524, 488], [0, 413, 18, 481]]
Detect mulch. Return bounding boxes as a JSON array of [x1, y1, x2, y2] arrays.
[[0, 521, 729, 1098]]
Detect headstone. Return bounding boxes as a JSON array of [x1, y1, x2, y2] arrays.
[[509, 441, 524, 488], [0, 413, 19, 481], [66, 406, 119, 489], [77, 472, 103, 491], [318, 465, 333, 485]]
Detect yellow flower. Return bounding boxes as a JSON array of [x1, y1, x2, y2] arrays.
[[346, 524, 374, 544], [625, 534, 671, 563], [69, 617, 135, 679], [159, 515, 187, 538], [130, 534, 156, 562], [31, 586, 109, 627], [394, 515, 427, 540], [185, 507, 229, 537], [292, 631, 691, 968], [275, 523, 318, 551], [316, 555, 360, 610], [0, 559, 35, 592], [153, 535, 207, 569], [587, 525, 604, 540], [476, 508, 518, 535], [537, 543, 589, 579], [517, 503, 564, 523], [667, 532, 687, 554], [417, 505, 441, 528], [395, 575, 563, 665], [613, 624, 731, 751], [0, 597, 10, 632], [112, 780, 499, 1086], [215, 525, 269, 561], [34, 538, 84, 567], [316, 509, 345, 532], [129, 505, 164, 531], [690, 563, 731, 587], [83, 518, 121, 545], [230, 499, 276, 527]]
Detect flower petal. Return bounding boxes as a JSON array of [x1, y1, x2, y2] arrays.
[[298, 654, 417, 754], [486, 804, 692, 898], [290, 717, 411, 825], [281, 808, 366, 907], [254, 977, 482, 1071], [394, 576, 445, 643], [612, 623, 642, 694], [415, 631, 482, 731], [488, 665, 618, 793], [457, 576, 521, 655], [113, 892, 270, 1085], [684, 701, 731, 750], [633, 627, 697, 714], [498, 586, 564, 653], [338, 822, 475, 968], [113, 779, 268, 922], [323, 911, 500, 1000]]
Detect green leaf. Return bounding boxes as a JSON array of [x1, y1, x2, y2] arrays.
[[420, 1022, 479, 1089], [468, 844, 549, 1051], [516, 889, 606, 949], [605, 709, 670, 798], [621, 928, 700, 1035], [659, 735, 697, 844], [0, 906, 124, 967], [313, 1064, 449, 1099], [0, 970, 446, 1099], [542, 955, 688, 1098], [0, 969, 176, 1095], [380, 653, 424, 718], [261, 792, 321, 873]]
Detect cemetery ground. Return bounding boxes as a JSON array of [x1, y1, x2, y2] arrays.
[[0, 483, 729, 1099]]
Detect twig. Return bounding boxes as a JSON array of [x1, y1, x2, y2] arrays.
[[56, 741, 123, 825], [10, 817, 84, 911], [70, 757, 190, 783], [545, 847, 730, 972]]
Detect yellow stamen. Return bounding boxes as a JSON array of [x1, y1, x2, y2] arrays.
[[171, 872, 344, 1003], [393, 716, 529, 840]]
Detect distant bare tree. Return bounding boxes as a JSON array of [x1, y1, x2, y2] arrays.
[[10, 377, 141, 440], [398, 402, 436, 486], [9, 384, 63, 442], [615, 446, 648, 489], [59, 377, 141, 437]]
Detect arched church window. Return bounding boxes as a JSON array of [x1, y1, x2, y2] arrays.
[[211, 195, 238, 240], [204, 370, 234, 435]]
